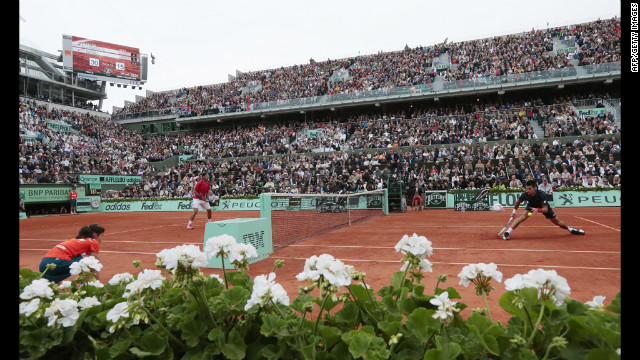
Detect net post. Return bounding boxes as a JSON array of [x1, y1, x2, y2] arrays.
[[383, 188, 389, 215], [260, 192, 272, 226]]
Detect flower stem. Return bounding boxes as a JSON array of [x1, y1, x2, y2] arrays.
[[219, 252, 229, 290], [314, 293, 330, 336], [527, 303, 546, 347], [143, 306, 187, 349], [481, 289, 493, 322]]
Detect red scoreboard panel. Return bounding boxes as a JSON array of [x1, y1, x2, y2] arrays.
[[62, 35, 141, 82]]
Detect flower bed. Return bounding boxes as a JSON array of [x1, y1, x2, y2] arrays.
[[19, 234, 621, 359]]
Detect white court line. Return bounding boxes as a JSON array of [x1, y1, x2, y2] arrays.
[[287, 244, 620, 254], [574, 216, 620, 232], [20, 238, 202, 245]]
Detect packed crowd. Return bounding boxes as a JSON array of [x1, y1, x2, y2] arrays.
[[19, 89, 621, 199], [113, 18, 620, 118]]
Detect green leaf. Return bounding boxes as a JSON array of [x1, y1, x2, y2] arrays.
[[334, 302, 360, 329], [605, 291, 621, 314], [465, 312, 505, 356], [585, 348, 620, 360], [405, 307, 439, 342], [423, 335, 461, 360], [377, 313, 404, 336], [181, 319, 207, 347], [319, 326, 343, 349], [221, 328, 247, 360], [260, 314, 288, 337], [137, 330, 166, 356]]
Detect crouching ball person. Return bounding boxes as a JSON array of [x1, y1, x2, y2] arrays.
[[39, 224, 105, 283], [502, 180, 584, 240]]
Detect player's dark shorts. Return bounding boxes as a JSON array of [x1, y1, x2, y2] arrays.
[[70, 200, 77, 206], [525, 206, 556, 219]]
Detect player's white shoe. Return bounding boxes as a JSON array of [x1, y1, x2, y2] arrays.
[[570, 229, 585, 235], [187, 225, 194, 230], [502, 232, 510, 240]]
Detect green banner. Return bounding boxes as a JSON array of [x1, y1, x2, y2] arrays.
[[577, 108, 606, 117], [422, 191, 447, 209], [20, 184, 86, 204], [446, 190, 620, 209]]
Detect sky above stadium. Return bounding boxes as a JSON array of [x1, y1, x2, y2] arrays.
[[19, 0, 621, 113]]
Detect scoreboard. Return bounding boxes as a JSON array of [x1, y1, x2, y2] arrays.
[[62, 35, 146, 84]]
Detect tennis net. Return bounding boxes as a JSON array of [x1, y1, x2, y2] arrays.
[[259, 189, 388, 248]]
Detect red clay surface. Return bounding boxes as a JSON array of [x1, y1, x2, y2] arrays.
[[19, 207, 621, 324]]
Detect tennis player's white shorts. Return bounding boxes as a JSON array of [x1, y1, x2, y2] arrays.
[[192, 198, 211, 210]]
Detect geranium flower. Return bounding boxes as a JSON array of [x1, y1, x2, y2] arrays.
[[430, 291, 460, 324], [77, 296, 100, 310], [585, 295, 606, 310], [44, 298, 80, 327], [20, 278, 54, 300], [19, 298, 41, 317], [504, 268, 571, 305], [69, 256, 103, 276], [108, 272, 134, 286], [245, 272, 289, 311], [203, 234, 237, 259], [395, 233, 433, 258]]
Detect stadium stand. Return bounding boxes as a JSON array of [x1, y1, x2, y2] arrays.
[[18, 17, 621, 215]]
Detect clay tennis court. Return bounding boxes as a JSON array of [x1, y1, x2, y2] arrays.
[[19, 207, 620, 323]]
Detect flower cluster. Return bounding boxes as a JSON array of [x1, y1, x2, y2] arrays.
[[69, 256, 103, 276], [430, 291, 460, 325], [296, 254, 357, 294], [394, 233, 433, 283], [203, 234, 259, 272], [504, 268, 571, 305], [156, 244, 208, 278], [245, 272, 289, 311], [123, 269, 165, 298], [458, 262, 503, 296]]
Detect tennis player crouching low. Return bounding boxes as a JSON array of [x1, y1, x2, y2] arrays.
[[502, 180, 585, 240]]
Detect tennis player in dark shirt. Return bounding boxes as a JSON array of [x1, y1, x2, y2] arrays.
[[502, 180, 585, 240]]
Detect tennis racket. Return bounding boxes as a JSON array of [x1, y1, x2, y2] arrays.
[[498, 215, 515, 236]]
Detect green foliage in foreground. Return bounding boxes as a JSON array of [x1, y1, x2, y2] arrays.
[[19, 258, 620, 360]]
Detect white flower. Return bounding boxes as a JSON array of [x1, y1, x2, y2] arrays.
[[585, 295, 606, 310], [59, 281, 72, 289], [19, 298, 41, 317], [245, 272, 290, 311], [395, 233, 433, 258], [20, 278, 54, 300], [44, 298, 80, 327], [209, 274, 223, 283], [228, 243, 258, 264], [156, 245, 207, 272], [108, 272, 134, 286], [458, 263, 503, 287], [85, 280, 104, 288], [430, 291, 460, 323], [204, 234, 237, 260], [400, 258, 433, 273], [296, 254, 356, 290], [504, 274, 527, 291], [77, 296, 100, 310], [124, 269, 165, 297], [504, 268, 571, 305], [69, 256, 103, 276], [106, 302, 130, 323]]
